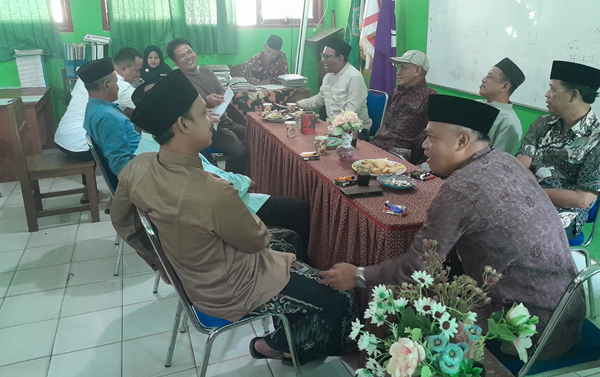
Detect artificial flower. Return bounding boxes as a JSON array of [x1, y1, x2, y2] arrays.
[[394, 298, 408, 309], [513, 334, 533, 362], [442, 343, 464, 364], [372, 284, 392, 302], [506, 303, 531, 327], [457, 342, 470, 353], [355, 368, 373, 377], [464, 311, 477, 324], [439, 359, 460, 375], [438, 312, 459, 338], [464, 324, 482, 341], [372, 310, 387, 327], [427, 334, 448, 353], [387, 338, 425, 377], [366, 358, 386, 377], [520, 323, 537, 337], [414, 297, 435, 315], [431, 302, 447, 320], [411, 271, 434, 288], [350, 318, 364, 340], [358, 333, 380, 356]]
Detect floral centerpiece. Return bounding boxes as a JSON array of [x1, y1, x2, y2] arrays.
[[352, 240, 539, 377], [329, 110, 363, 159], [329, 110, 363, 135]]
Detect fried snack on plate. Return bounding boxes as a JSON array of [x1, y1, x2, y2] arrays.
[[361, 158, 401, 175]]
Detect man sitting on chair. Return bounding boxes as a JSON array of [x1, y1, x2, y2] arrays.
[[371, 50, 438, 164], [111, 70, 356, 363], [517, 61, 600, 240], [240, 35, 288, 85], [79, 58, 141, 214]]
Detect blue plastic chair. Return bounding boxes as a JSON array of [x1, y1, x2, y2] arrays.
[[501, 265, 600, 376], [367, 89, 389, 137], [569, 198, 599, 318], [137, 209, 302, 377]]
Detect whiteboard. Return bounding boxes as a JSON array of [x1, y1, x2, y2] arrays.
[[426, 0, 600, 113]]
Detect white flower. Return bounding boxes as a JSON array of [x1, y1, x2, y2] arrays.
[[350, 318, 364, 340], [364, 307, 375, 320], [520, 324, 537, 337], [372, 310, 387, 327], [411, 271, 434, 288], [384, 298, 397, 315], [513, 335, 533, 362], [366, 358, 386, 377], [372, 284, 392, 302], [507, 303, 531, 327], [438, 312, 459, 338], [430, 302, 447, 320], [357, 334, 380, 356], [394, 298, 408, 310], [464, 311, 477, 324], [364, 301, 384, 320], [414, 297, 435, 315], [355, 368, 373, 377]]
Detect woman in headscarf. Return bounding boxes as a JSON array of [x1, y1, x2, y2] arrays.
[[140, 45, 172, 82]]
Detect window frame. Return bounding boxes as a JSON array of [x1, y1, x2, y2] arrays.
[[100, 0, 111, 31], [52, 0, 74, 33], [238, 0, 324, 29]]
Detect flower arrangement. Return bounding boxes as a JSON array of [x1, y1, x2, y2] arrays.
[[329, 110, 363, 134], [352, 240, 539, 377]]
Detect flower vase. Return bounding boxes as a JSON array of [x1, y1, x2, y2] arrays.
[[336, 132, 357, 161]]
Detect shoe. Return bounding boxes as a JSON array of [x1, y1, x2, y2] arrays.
[[105, 208, 111, 214], [80, 198, 90, 204], [282, 354, 326, 366], [249, 337, 283, 360]]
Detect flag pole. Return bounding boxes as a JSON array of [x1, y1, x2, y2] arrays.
[[295, 0, 310, 75]]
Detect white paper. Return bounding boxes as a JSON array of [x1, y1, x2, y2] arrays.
[[211, 86, 234, 128]]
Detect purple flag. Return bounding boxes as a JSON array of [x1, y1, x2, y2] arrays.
[[369, 0, 396, 97]]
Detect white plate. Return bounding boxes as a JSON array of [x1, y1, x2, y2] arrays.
[[352, 159, 407, 177]]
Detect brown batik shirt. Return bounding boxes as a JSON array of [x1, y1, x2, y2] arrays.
[[241, 51, 288, 85]]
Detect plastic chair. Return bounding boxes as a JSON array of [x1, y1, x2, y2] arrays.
[[569, 198, 599, 318], [500, 264, 600, 376], [136, 209, 302, 377], [367, 89, 389, 137]]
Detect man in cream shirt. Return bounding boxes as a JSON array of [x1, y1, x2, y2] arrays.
[[297, 39, 371, 132]]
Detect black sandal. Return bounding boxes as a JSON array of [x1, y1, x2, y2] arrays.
[[249, 337, 283, 360]]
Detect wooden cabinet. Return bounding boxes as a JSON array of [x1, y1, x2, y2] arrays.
[[0, 87, 56, 183]]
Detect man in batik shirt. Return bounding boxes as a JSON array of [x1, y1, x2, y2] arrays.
[[517, 61, 600, 239], [371, 50, 438, 164], [320, 95, 585, 361], [241, 35, 288, 85]]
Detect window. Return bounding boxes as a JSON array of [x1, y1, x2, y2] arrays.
[[49, 0, 74, 32], [100, 0, 111, 31], [236, 0, 323, 27]]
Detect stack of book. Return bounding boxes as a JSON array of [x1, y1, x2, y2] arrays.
[[202, 64, 231, 86], [15, 49, 46, 87], [277, 74, 308, 87]]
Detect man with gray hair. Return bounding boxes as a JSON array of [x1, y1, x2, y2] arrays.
[[371, 50, 438, 164], [320, 94, 585, 361]]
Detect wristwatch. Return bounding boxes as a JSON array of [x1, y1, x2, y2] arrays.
[[354, 267, 367, 288]]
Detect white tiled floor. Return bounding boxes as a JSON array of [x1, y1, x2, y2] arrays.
[[1, 177, 599, 377], [0, 178, 356, 377]]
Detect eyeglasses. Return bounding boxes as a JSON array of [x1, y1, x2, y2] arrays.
[[321, 53, 337, 59]]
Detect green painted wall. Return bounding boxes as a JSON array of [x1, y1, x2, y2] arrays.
[[395, 0, 545, 139], [0, 0, 347, 123]]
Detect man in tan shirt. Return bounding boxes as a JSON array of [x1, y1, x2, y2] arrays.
[[112, 70, 356, 363]]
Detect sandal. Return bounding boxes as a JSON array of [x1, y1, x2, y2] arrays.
[[249, 337, 283, 360]]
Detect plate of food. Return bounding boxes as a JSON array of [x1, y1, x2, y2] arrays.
[[377, 174, 416, 190], [351, 158, 407, 176], [261, 110, 294, 123]]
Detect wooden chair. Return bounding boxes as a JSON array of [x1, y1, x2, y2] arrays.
[[8, 97, 100, 232]]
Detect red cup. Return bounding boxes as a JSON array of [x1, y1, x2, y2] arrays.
[[301, 112, 316, 135]]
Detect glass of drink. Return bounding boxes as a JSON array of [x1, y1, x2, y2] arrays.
[[357, 164, 371, 186]]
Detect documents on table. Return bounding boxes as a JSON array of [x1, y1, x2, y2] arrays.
[[211, 86, 234, 130]]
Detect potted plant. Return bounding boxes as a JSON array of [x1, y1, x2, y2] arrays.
[[352, 239, 539, 377]]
